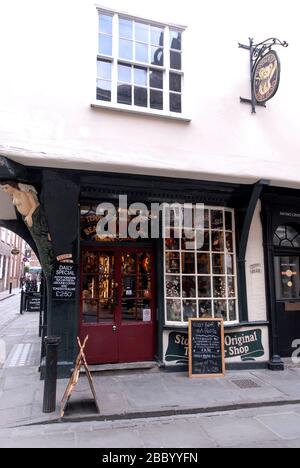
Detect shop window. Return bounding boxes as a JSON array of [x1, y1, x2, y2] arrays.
[[164, 206, 238, 325], [97, 10, 184, 115], [274, 224, 300, 248]]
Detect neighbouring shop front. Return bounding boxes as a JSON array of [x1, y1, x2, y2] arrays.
[[0, 156, 273, 376], [262, 189, 300, 364]]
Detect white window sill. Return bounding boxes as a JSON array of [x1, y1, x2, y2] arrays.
[[91, 101, 192, 122]]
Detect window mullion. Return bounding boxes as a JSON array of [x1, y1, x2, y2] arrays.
[[164, 26, 170, 113], [111, 13, 119, 104]]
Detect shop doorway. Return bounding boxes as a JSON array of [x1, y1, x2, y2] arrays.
[[274, 223, 300, 357], [80, 246, 156, 365]]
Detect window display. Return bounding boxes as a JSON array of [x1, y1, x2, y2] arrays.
[[164, 206, 238, 324]]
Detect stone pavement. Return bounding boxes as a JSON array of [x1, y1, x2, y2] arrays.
[[1, 294, 300, 432]]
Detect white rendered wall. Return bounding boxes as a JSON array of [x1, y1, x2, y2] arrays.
[[245, 201, 267, 322], [0, 0, 299, 187]]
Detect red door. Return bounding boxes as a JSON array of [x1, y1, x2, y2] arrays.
[[80, 246, 156, 365]]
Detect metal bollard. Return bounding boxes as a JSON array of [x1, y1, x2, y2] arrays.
[[42, 336, 61, 413], [20, 289, 24, 315], [9, 283, 12, 295]]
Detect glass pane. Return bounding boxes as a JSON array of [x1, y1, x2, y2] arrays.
[[118, 64, 132, 83], [197, 253, 210, 275], [122, 300, 137, 320], [197, 231, 210, 251], [134, 87, 147, 107], [135, 22, 149, 43], [96, 80, 111, 102], [150, 90, 163, 110], [170, 73, 182, 93], [170, 93, 182, 113], [211, 210, 224, 230], [151, 26, 164, 46], [134, 67, 147, 86], [226, 254, 235, 275], [165, 229, 181, 250], [170, 51, 182, 70], [213, 277, 226, 298], [82, 299, 98, 324], [99, 34, 112, 55], [119, 18, 133, 39], [123, 273, 136, 297], [182, 276, 196, 298], [212, 254, 225, 275], [182, 230, 195, 250], [293, 235, 300, 248], [183, 300, 197, 321], [139, 252, 151, 275], [212, 231, 224, 252], [97, 60, 112, 80], [225, 211, 233, 231], [286, 225, 299, 241], [165, 252, 180, 274], [122, 253, 137, 274], [167, 299, 181, 321], [136, 300, 152, 322], [170, 30, 182, 50], [225, 232, 233, 253], [198, 276, 211, 298], [227, 277, 236, 297], [166, 276, 181, 297], [150, 70, 163, 89], [117, 84, 132, 105], [135, 43, 148, 62], [214, 300, 227, 320], [228, 300, 237, 321], [83, 252, 98, 274], [199, 300, 212, 318], [274, 256, 300, 300], [119, 39, 133, 60], [99, 14, 112, 35], [151, 46, 164, 66], [182, 253, 195, 274]]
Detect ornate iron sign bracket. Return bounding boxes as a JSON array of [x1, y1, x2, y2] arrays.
[[239, 37, 288, 113]]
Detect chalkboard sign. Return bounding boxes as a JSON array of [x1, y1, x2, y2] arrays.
[[52, 263, 77, 301], [189, 318, 225, 378], [26, 292, 41, 312]]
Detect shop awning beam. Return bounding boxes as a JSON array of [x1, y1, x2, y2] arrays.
[[238, 179, 270, 262]]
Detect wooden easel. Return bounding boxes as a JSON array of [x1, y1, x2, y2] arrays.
[[60, 336, 100, 418]]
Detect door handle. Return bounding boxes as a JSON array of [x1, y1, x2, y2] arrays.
[[112, 325, 117, 333]]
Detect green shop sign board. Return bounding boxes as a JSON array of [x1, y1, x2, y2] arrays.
[[165, 329, 265, 364]]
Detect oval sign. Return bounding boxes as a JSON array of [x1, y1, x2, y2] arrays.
[[253, 51, 281, 103], [11, 248, 20, 256]]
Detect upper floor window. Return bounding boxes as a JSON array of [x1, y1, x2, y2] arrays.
[[97, 11, 184, 115]]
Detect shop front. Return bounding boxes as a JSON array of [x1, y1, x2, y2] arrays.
[[0, 156, 274, 375]]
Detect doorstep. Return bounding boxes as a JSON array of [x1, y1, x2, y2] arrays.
[[80, 361, 161, 374]]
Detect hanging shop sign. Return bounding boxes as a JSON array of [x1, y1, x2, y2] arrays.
[[188, 318, 225, 378], [253, 51, 280, 103], [52, 263, 77, 301], [239, 37, 288, 113]]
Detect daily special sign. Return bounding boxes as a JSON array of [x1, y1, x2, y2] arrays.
[[52, 263, 77, 301], [188, 318, 225, 378]]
